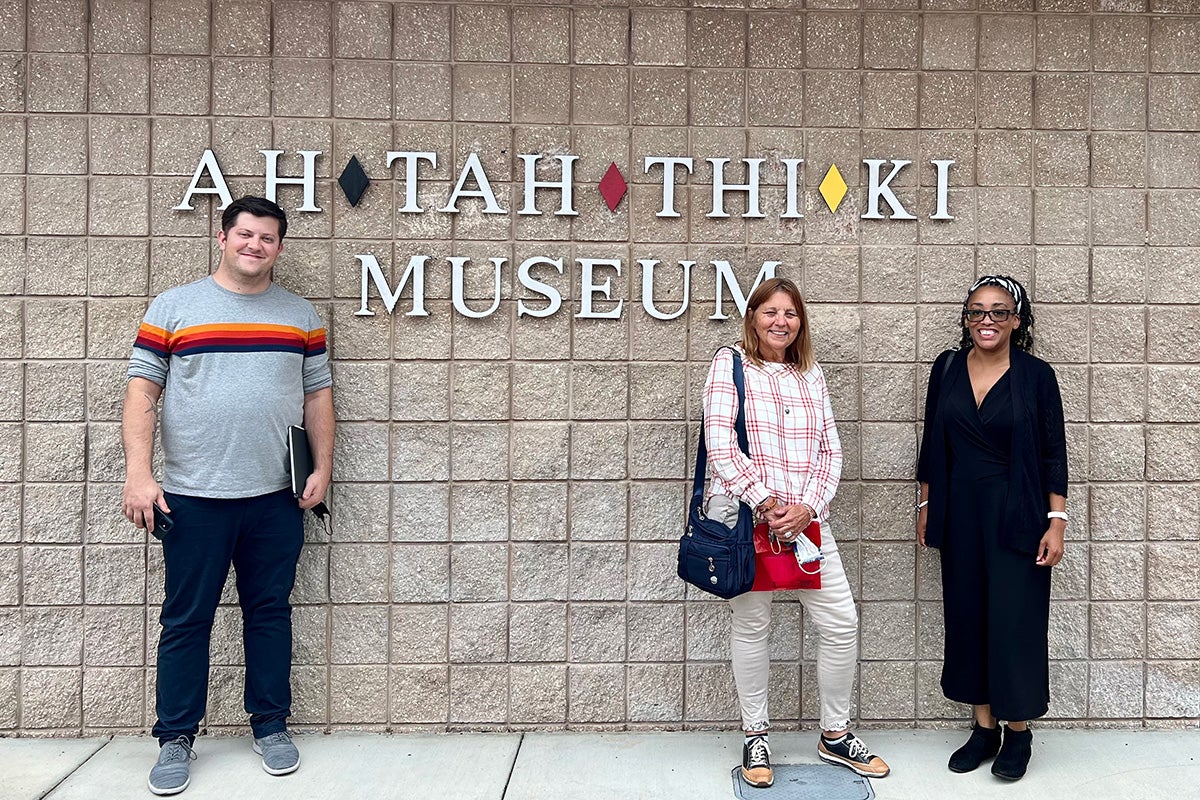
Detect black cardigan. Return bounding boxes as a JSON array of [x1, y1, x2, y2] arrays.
[[917, 346, 1069, 555]]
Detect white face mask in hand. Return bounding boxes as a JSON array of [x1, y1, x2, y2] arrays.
[[794, 533, 824, 567]]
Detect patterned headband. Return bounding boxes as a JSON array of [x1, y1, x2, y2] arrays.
[[965, 275, 1024, 316]]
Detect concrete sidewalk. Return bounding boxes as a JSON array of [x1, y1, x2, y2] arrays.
[[3, 729, 1198, 800]]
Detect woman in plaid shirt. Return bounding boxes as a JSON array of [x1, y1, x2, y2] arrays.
[[703, 277, 891, 788]]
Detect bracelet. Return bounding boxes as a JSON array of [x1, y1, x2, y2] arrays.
[[1047, 511, 1068, 521], [915, 500, 929, 510], [756, 497, 779, 515]]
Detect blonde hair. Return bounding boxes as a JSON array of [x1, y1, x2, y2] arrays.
[[740, 277, 815, 371]]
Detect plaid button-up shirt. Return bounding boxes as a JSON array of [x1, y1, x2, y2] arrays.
[[702, 345, 843, 520]]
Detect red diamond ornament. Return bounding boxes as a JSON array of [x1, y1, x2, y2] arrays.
[[598, 163, 628, 212]]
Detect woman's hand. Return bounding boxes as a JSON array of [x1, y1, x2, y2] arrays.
[[766, 504, 814, 542], [1036, 523, 1065, 567], [916, 506, 928, 547]]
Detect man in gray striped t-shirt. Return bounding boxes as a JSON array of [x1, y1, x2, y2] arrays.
[[122, 196, 334, 796]]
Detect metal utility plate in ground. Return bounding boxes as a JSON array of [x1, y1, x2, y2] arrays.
[[731, 764, 875, 800]]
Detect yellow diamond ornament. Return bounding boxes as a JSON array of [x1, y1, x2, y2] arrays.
[[819, 164, 848, 213]]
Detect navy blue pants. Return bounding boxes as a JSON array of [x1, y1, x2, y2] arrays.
[[153, 489, 304, 745]]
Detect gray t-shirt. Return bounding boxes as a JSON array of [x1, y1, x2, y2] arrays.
[[128, 276, 333, 498]]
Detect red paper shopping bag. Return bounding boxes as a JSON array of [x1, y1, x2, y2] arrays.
[[751, 520, 822, 591]]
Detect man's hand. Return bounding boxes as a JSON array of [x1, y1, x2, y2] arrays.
[[299, 468, 331, 510], [123, 474, 168, 534], [917, 507, 928, 547]]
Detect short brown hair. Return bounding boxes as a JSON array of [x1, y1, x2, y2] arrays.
[[740, 277, 815, 372]]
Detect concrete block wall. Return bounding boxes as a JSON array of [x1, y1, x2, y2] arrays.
[[1, 0, 1198, 734]]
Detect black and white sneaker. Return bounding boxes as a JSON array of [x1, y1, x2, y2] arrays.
[[741, 735, 774, 788], [818, 731, 891, 778]]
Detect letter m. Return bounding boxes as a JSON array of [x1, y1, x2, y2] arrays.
[[355, 254, 430, 316]]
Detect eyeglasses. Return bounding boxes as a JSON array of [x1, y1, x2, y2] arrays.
[[963, 308, 1015, 323]]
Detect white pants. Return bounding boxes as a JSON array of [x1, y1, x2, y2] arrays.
[[708, 496, 859, 733]]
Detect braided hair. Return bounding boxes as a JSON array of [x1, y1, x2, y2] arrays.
[[957, 274, 1035, 353]]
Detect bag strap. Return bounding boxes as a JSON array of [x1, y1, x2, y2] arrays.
[[693, 348, 749, 507]]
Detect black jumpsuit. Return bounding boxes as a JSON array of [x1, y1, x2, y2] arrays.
[[938, 366, 1052, 722]]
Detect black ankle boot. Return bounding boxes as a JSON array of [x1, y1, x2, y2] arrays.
[[948, 722, 1002, 773], [991, 725, 1033, 781]]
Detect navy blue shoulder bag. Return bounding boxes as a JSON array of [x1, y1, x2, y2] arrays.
[[678, 348, 756, 599]]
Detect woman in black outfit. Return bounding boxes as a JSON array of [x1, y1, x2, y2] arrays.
[[916, 276, 1067, 782]]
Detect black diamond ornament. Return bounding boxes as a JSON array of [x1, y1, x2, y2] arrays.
[[338, 156, 370, 206]]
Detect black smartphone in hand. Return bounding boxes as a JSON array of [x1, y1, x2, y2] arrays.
[[151, 506, 174, 540]]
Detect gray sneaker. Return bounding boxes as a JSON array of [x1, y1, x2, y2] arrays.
[[252, 730, 300, 775], [148, 736, 196, 796]]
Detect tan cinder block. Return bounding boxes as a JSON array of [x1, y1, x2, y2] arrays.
[[23, 545, 83, 605], [448, 599, 507, 658], [804, 12, 859, 69], [27, 116, 86, 175], [454, 5, 510, 62], [1091, 132, 1146, 188], [977, 73, 1032, 129], [331, 606, 386, 662], [28, 0, 85, 52], [1090, 602, 1146, 659], [390, 543, 448, 603], [569, 664, 625, 723], [1093, 16, 1149, 72], [509, 664, 566, 724], [1034, 188, 1089, 245], [1088, 661, 1143, 718], [859, 661, 915, 719], [750, 13, 805, 69], [1092, 74, 1148, 131], [805, 70, 861, 128], [922, 14, 976, 71], [27, 53, 86, 112], [84, 606, 145, 666], [390, 604, 448, 664], [90, 117, 150, 176], [151, 0, 209, 54], [0, 55, 25, 113], [1147, 603, 1200, 660], [271, 58, 330, 117], [452, 64, 511, 123], [1034, 131, 1089, 187], [1149, 190, 1200, 247], [506, 606, 566, 662], [1146, 662, 1200, 719], [212, 59, 271, 117], [1034, 73, 1090, 130], [1150, 75, 1200, 131], [690, 10, 747, 69], [630, 69, 687, 126], [91, 0, 149, 53], [25, 362, 84, 422], [22, 607, 82, 666], [863, 13, 918, 70], [451, 424, 506, 482], [862, 72, 917, 129], [979, 14, 1033, 71], [448, 664, 506, 723], [274, 0, 330, 58], [511, 422, 569, 481], [21, 668, 82, 728], [571, 604, 626, 662], [390, 665, 449, 724], [513, 65, 571, 125], [1036, 15, 1090, 71], [389, 361, 449, 423], [1150, 17, 1200, 73], [574, 8, 628, 66], [335, 0, 390, 60], [213, 0, 270, 56], [1148, 133, 1200, 189], [513, 6, 569, 64], [330, 544, 388, 603], [329, 665, 388, 724], [149, 56, 211, 115], [451, 482, 506, 544], [25, 236, 85, 296], [920, 72, 975, 128], [82, 666, 143, 729]]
